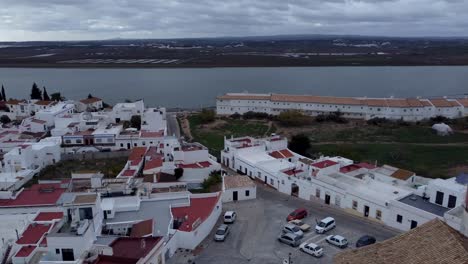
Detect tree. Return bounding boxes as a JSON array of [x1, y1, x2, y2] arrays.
[[130, 115, 141, 130], [199, 108, 216, 124], [50, 92, 64, 101], [288, 134, 311, 156], [1, 85, 6, 101], [88, 93, 93, 99], [0, 115, 11, 124], [42, 87, 50, 101], [30, 82, 42, 100]]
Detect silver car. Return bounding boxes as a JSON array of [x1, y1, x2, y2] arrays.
[[214, 224, 230, 241], [278, 233, 301, 247], [282, 223, 304, 238]]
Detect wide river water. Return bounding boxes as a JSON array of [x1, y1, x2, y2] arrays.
[[0, 66, 467, 108]]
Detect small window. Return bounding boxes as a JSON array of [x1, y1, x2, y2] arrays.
[[245, 190, 250, 197], [396, 214, 403, 223], [352, 200, 358, 210], [376, 210, 382, 220], [107, 138, 113, 143], [56, 249, 60, 254], [270, 179, 274, 185], [65, 140, 71, 144]]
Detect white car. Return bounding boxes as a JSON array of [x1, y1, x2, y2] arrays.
[[326, 235, 348, 248], [282, 223, 304, 238], [224, 211, 237, 223], [214, 224, 230, 241], [315, 217, 335, 234], [299, 242, 323, 257]]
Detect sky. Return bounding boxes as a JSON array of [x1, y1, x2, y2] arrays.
[[1, 0, 467, 41]]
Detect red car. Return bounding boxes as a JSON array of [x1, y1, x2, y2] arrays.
[[287, 208, 308, 221]]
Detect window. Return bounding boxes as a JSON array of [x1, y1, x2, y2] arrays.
[[352, 200, 358, 210], [95, 138, 102, 143], [120, 143, 124, 147], [245, 190, 250, 197], [107, 138, 113, 143], [65, 140, 71, 144], [257, 172, 261, 178], [435, 191, 444, 205], [448, 195, 457, 208], [270, 179, 274, 185], [376, 210, 382, 220], [56, 249, 60, 254], [76, 139, 82, 144], [396, 214, 403, 223], [315, 189, 321, 198]]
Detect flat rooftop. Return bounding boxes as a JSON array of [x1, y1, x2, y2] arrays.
[[398, 194, 450, 217]]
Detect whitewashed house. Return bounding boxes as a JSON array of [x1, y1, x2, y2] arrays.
[[222, 174, 256, 202]]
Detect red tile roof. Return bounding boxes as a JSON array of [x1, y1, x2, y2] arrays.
[[15, 246, 36, 257], [311, 160, 339, 169], [340, 164, 362, 173], [129, 147, 147, 161], [6, 99, 26, 105], [140, 130, 164, 138], [280, 149, 294, 158], [143, 157, 163, 171], [0, 183, 66, 208], [130, 219, 153, 238], [34, 212, 63, 222], [356, 162, 377, 169], [456, 98, 468, 107], [177, 161, 211, 169], [429, 98, 454, 107], [171, 195, 220, 232], [16, 223, 51, 245], [80, 97, 102, 104], [283, 169, 304, 176], [31, 119, 47, 124], [110, 237, 163, 260], [269, 149, 294, 159], [35, 100, 54, 106], [121, 170, 136, 177], [93, 255, 138, 264]]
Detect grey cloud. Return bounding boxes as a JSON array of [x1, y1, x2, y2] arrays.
[[0, 0, 467, 41]]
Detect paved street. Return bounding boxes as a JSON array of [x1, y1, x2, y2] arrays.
[[166, 112, 181, 138], [169, 183, 400, 264]]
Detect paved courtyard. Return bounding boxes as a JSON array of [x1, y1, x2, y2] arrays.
[[169, 183, 400, 264]]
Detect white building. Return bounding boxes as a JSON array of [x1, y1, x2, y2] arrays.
[[222, 135, 468, 233], [77, 96, 104, 112], [216, 93, 468, 121], [222, 174, 256, 202], [111, 100, 145, 123], [35, 102, 75, 126]]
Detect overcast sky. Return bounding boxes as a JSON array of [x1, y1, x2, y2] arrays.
[[1, 0, 467, 41]]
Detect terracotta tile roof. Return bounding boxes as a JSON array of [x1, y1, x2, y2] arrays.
[[355, 162, 377, 169], [270, 149, 294, 159], [340, 164, 362, 173], [456, 98, 468, 107], [406, 98, 424, 107], [16, 223, 51, 244], [299, 158, 315, 165], [224, 175, 256, 189], [177, 161, 212, 169], [271, 94, 362, 105], [429, 98, 454, 107], [171, 194, 220, 232], [140, 130, 164, 138], [217, 94, 271, 100], [34, 212, 63, 221], [110, 237, 162, 260], [31, 119, 47, 124], [130, 219, 153, 238], [129, 147, 147, 161], [0, 183, 66, 208], [15, 245, 36, 257], [334, 219, 468, 264], [93, 255, 138, 264], [283, 169, 304, 176], [80, 97, 102, 104], [143, 157, 163, 171], [390, 168, 415, 181], [365, 99, 388, 107], [419, 99, 433, 107], [6, 99, 26, 105], [121, 169, 136, 177], [448, 100, 462, 107], [35, 100, 53, 106], [311, 160, 338, 169]]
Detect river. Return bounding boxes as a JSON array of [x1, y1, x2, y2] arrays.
[[0, 66, 467, 108]]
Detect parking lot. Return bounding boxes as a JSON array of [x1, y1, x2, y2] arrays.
[[170, 184, 400, 264]]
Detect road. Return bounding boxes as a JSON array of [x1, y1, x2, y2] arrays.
[[166, 112, 181, 138], [169, 183, 400, 264]]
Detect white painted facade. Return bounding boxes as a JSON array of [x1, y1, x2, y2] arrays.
[[217, 93, 468, 121]]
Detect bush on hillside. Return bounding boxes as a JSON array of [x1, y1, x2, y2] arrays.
[[277, 110, 312, 126]]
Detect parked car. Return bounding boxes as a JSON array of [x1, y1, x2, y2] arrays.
[[315, 217, 335, 234], [299, 242, 324, 257], [288, 219, 311, 232], [214, 224, 230, 241], [356, 235, 376, 248], [326, 235, 348, 248], [224, 211, 237, 223], [282, 223, 304, 238], [287, 208, 308, 221], [278, 233, 301, 247]]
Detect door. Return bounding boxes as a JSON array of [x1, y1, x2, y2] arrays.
[[435, 191, 444, 205], [364, 205, 369, 217], [127, 143, 131, 149], [233, 191, 238, 201], [264, 176, 267, 183], [61, 249, 74, 261], [410, 220, 418, 229], [325, 194, 331, 205], [448, 195, 457, 208], [103, 210, 108, 220]]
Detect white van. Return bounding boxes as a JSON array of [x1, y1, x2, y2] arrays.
[[224, 211, 237, 223], [315, 217, 335, 234]]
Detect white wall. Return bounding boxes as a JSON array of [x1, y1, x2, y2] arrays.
[[222, 186, 256, 202]]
